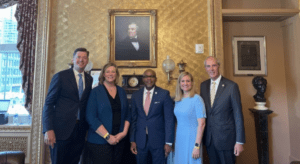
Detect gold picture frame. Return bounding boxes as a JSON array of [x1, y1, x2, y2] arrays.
[[109, 9, 157, 67]]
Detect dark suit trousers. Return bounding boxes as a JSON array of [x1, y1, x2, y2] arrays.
[[136, 135, 165, 164], [206, 137, 236, 164], [50, 121, 86, 164]]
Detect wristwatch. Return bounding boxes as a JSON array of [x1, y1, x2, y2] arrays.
[[104, 133, 110, 140]]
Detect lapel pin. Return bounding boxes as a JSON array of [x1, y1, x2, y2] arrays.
[[222, 84, 225, 87], [155, 92, 157, 94]]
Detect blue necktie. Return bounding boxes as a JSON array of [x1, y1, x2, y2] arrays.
[[78, 73, 83, 99], [77, 73, 83, 120]]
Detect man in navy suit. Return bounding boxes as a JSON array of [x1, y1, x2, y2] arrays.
[[200, 56, 245, 164], [42, 48, 93, 164], [130, 69, 175, 164]]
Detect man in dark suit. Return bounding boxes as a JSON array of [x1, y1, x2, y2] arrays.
[[200, 56, 245, 164], [42, 48, 93, 164], [130, 69, 175, 164], [115, 22, 149, 60]]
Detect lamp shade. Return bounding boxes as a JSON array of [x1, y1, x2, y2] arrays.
[[162, 56, 175, 73], [84, 61, 93, 72]]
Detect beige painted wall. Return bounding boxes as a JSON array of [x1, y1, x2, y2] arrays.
[[223, 22, 290, 164], [282, 15, 300, 162], [47, 0, 211, 96]]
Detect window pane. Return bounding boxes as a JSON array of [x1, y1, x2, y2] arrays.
[[0, 4, 30, 126]]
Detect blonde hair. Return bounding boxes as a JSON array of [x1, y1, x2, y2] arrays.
[[98, 63, 120, 85], [174, 72, 196, 101]]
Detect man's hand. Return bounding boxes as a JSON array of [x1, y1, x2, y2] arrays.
[[107, 135, 118, 145], [234, 143, 244, 156], [164, 144, 172, 157], [192, 148, 200, 159], [44, 130, 56, 149], [130, 142, 138, 155]]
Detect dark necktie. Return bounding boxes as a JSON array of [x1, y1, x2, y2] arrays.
[[130, 38, 138, 42]]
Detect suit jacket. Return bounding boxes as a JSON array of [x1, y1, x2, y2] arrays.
[[130, 86, 175, 149], [85, 85, 131, 144], [42, 68, 93, 140], [115, 36, 149, 60], [200, 77, 245, 150]]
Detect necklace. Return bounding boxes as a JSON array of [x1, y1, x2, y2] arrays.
[[107, 86, 115, 92]]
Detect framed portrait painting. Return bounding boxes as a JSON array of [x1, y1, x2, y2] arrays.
[[109, 9, 157, 67], [232, 36, 267, 76]]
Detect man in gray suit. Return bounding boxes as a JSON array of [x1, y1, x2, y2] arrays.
[[200, 56, 245, 164]]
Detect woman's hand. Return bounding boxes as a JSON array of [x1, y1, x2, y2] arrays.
[[192, 148, 200, 159], [107, 135, 118, 145], [115, 132, 126, 142]]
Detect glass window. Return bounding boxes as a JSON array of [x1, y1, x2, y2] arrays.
[[0, 4, 30, 126]]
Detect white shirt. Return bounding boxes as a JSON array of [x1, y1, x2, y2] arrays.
[[73, 68, 85, 90], [131, 36, 139, 51]]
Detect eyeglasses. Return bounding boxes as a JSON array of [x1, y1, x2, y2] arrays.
[[143, 75, 156, 79]]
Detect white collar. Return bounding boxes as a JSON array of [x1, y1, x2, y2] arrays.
[[144, 86, 155, 94], [73, 68, 84, 76]]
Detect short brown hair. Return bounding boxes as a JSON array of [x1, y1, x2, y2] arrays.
[[73, 48, 89, 57]]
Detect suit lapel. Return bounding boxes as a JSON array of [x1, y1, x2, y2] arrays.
[[147, 87, 158, 116], [204, 80, 213, 114], [81, 72, 91, 100], [68, 69, 79, 99], [213, 77, 226, 107], [137, 89, 145, 116]]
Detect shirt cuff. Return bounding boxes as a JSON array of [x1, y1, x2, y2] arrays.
[[236, 142, 244, 145], [166, 142, 172, 146]]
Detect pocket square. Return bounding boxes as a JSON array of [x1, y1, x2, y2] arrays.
[[154, 101, 160, 104]]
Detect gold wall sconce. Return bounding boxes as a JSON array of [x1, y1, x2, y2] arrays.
[[162, 56, 187, 83]]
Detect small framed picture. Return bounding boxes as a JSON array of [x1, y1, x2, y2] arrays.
[[90, 69, 101, 88], [232, 36, 267, 76]]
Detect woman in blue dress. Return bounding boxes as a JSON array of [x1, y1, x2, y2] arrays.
[[174, 72, 206, 164]]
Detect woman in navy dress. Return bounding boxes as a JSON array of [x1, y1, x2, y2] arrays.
[[83, 63, 130, 164], [174, 72, 206, 164]]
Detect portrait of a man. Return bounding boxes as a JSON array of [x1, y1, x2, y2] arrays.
[[115, 16, 150, 61]]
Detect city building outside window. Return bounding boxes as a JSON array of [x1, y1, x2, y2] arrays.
[[0, 4, 30, 125]]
